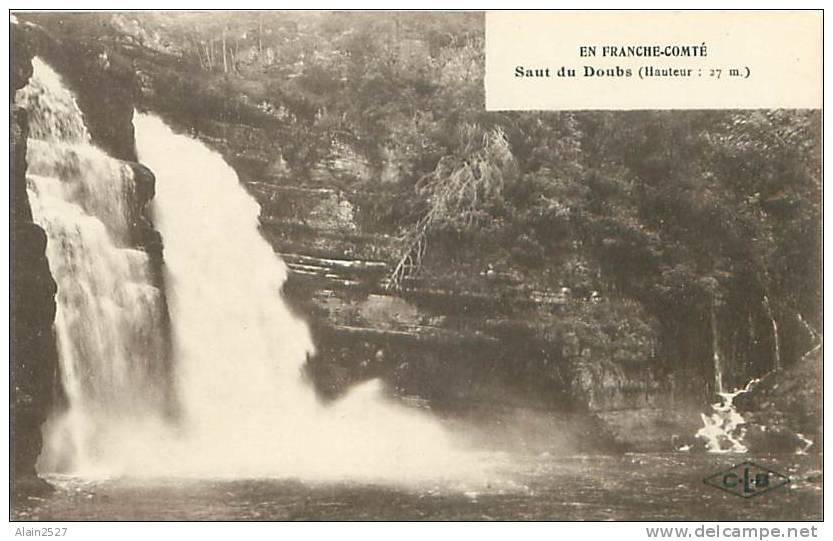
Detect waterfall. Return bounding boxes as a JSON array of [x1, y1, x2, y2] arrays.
[[695, 337, 822, 453], [18, 57, 481, 484], [695, 380, 757, 453], [17, 58, 170, 473], [129, 113, 482, 482], [709, 298, 723, 394], [693, 295, 749, 453]]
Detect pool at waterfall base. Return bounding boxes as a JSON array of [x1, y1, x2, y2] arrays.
[[13, 454, 822, 521]]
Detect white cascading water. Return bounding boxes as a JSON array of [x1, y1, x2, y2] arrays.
[[695, 380, 758, 453], [126, 113, 484, 483], [695, 349, 822, 453], [693, 317, 752, 453], [17, 58, 170, 474]]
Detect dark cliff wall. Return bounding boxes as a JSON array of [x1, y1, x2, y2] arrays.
[[736, 346, 823, 453], [10, 25, 57, 492], [14, 15, 138, 162]]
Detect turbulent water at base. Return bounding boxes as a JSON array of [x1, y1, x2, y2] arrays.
[[17, 58, 170, 473], [695, 380, 757, 453], [132, 113, 485, 484]]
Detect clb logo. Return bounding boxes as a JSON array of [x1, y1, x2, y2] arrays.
[[704, 461, 790, 498]]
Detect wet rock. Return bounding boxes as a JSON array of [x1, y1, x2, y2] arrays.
[[10, 106, 32, 223], [11, 475, 55, 502], [744, 425, 810, 454], [735, 347, 822, 453], [13, 13, 140, 160], [129, 161, 156, 204], [11, 24, 34, 97], [10, 81, 59, 491]]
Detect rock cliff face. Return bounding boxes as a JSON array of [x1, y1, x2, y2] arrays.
[[252, 183, 653, 405], [13, 15, 138, 162], [248, 179, 697, 451], [736, 346, 823, 453], [10, 103, 59, 493], [10, 23, 57, 492]]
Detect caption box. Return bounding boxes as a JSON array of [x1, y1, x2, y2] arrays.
[[485, 11, 821, 111]]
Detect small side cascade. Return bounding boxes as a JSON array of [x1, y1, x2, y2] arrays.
[[695, 378, 760, 453], [793, 341, 822, 455]]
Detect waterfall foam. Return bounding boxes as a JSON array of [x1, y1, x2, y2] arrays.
[[18, 58, 170, 474], [695, 379, 759, 453], [127, 112, 486, 483]]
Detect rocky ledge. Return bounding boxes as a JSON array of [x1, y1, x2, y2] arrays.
[[736, 346, 823, 453]]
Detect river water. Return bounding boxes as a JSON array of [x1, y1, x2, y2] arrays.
[[13, 454, 822, 520]]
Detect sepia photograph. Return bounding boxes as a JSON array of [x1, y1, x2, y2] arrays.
[[7, 8, 823, 526]]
